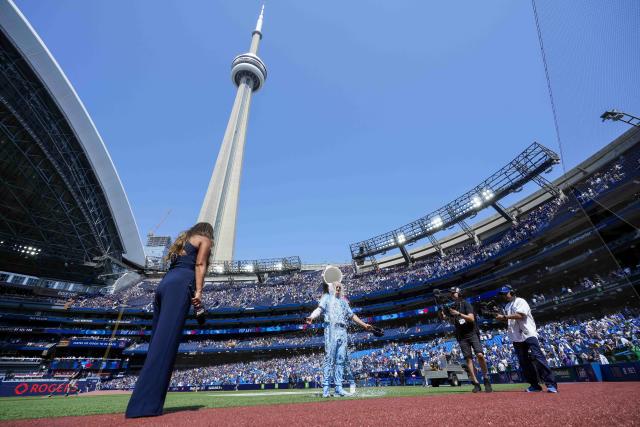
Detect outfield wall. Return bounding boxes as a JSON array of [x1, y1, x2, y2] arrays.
[[0, 379, 97, 397], [1, 362, 637, 397]]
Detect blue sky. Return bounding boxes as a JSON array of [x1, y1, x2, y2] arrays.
[[15, 1, 639, 263]]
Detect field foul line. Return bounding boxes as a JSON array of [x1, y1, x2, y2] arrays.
[[206, 390, 320, 397], [206, 390, 388, 398]]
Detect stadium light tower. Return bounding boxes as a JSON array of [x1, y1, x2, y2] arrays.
[[198, 6, 268, 261], [600, 110, 640, 128]]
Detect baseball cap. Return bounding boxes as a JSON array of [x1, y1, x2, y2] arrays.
[[498, 285, 513, 294]]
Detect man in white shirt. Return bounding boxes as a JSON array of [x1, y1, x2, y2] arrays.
[[495, 285, 558, 393]]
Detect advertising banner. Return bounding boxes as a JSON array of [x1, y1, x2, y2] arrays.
[[0, 380, 90, 397], [601, 362, 640, 381]]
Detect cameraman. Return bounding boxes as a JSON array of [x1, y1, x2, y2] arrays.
[[439, 287, 492, 393], [495, 285, 558, 393]]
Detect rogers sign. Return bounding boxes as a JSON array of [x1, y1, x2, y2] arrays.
[[0, 381, 81, 397]]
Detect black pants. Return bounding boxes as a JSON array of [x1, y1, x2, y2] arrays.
[[125, 270, 192, 417], [513, 337, 557, 389]]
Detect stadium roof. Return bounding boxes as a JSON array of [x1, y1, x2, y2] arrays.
[[0, 0, 144, 274]]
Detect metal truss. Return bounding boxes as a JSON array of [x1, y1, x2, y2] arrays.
[[349, 142, 560, 261], [206, 256, 302, 276], [368, 255, 379, 270], [0, 32, 123, 263], [491, 200, 517, 224], [457, 219, 480, 246], [427, 235, 444, 257], [532, 175, 562, 198]]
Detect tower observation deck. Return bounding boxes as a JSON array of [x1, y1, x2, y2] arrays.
[[198, 6, 267, 261]]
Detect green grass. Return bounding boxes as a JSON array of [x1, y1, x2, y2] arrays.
[[0, 384, 523, 421]]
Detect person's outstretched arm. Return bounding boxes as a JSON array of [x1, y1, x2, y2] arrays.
[[351, 314, 373, 331], [306, 307, 322, 324]]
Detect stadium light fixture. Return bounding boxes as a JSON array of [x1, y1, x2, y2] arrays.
[[431, 216, 443, 229], [600, 109, 625, 122], [471, 196, 483, 209], [275, 262, 283, 270], [481, 188, 494, 201], [397, 234, 406, 244], [244, 265, 254, 273], [600, 109, 640, 127]]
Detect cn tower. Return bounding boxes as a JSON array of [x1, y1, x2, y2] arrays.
[[198, 6, 267, 261]]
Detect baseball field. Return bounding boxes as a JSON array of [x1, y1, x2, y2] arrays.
[[1, 382, 639, 426]]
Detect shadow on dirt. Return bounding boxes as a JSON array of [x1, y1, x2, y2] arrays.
[[163, 405, 205, 414]]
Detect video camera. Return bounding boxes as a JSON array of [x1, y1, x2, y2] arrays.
[[433, 289, 456, 317], [477, 298, 504, 319]]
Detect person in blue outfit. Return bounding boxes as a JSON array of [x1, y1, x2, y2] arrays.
[[306, 279, 372, 398], [125, 222, 213, 418]]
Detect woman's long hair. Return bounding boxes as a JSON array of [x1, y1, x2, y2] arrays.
[[165, 222, 214, 263]]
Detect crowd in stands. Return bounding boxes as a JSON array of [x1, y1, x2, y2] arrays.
[[99, 309, 639, 388], [115, 265, 638, 355], [124, 335, 320, 352], [122, 317, 449, 353], [530, 268, 634, 307], [71, 195, 565, 311], [0, 286, 63, 305], [0, 356, 42, 362], [0, 338, 56, 348], [576, 162, 625, 203]]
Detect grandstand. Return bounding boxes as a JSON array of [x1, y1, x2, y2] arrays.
[[1, 126, 639, 389]]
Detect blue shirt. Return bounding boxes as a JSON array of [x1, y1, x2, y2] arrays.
[[318, 294, 354, 325]]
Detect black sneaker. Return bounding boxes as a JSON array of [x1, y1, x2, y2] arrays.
[[472, 382, 482, 393], [484, 379, 493, 393]]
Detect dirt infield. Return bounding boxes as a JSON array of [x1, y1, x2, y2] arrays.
[[5, 383, 640, 426]]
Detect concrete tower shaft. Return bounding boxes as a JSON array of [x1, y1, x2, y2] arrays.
[[197, 6, 267, 261]]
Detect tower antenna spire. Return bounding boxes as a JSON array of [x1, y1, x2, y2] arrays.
[[254, 5, 265, 39]]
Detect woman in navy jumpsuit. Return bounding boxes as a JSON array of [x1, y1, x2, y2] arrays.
[[125, 222, 212, 418]]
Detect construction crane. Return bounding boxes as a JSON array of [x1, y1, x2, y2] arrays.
[[147, 209, 172, 239]]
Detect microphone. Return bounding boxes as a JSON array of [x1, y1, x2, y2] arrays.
[[191, 288, 206, 326], [194, 304, 206, 326]]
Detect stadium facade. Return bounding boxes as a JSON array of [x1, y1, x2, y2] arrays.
[[198, 6, 268, 261], [0, 0, 144, 281], [1, 124, 638, 390]]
